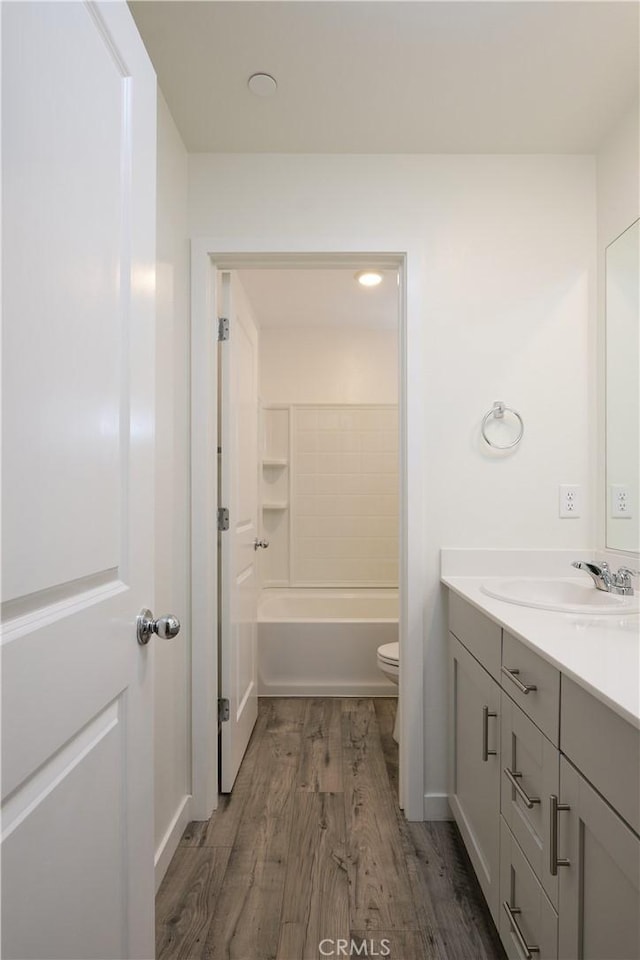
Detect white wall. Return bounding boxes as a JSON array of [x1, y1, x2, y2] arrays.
[[189, 153, 596, 816], [596, 106, 640, 557], [154, 92, 191, 883], [597, 107, 640, 248], [260, 327, 398, 404]]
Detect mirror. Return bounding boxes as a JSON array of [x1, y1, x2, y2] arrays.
[[606, 219, 639, 553]]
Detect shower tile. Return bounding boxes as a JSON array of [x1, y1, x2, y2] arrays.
[[362, 453, 397, 474], [297, 431, 318, 453], [377, 517, 399, 537], [295, 496, 319, 516], [339, 411, 357, 430], [317, 454, 342, 474], [295, 453, 318, 473], [316, 409, 342, 430], [379, 495, 399, 516], [316, 474, 342, 496], [378, 408, 399, 431], [359, 409, 390, 431], [297, 538, 322, 559], [355, 473, 396, 495], [361, 430, 390, 453], [340, 430, 362, 453], [341, 475, 364, 495], [290, 404, 399, 587], [317, 431, 341, 453], [340, 453, 361, 474], [296, 408, 318, 431], [383, 430, 399, 453], [297, 517, 321, 538], [295, 474, 317, 495]]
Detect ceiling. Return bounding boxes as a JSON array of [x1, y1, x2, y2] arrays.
[[236, 269, 398, 328], [129, 1, 639, 154]]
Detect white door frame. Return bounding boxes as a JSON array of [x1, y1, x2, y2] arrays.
[[190, 243, 425, 821]]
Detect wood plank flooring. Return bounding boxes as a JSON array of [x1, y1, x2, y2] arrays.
[[157, 698, 505, 960]]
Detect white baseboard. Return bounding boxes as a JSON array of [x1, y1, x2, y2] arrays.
[[259, 681, 396, 697], [154, 794, 192, 892], [423, 792, 452, 821]]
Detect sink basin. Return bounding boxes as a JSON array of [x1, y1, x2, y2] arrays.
[[480, 578, 640, 615]]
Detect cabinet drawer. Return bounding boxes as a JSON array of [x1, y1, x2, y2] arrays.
[[501, 632, 559, 744], [501, 693, 559, 909], [449, 592, 501, 681], [561, 676, 640, 836], [500, 817, 558, 960]]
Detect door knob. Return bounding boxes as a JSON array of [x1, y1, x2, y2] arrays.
[[137, 609, 181, 645], [253, 538, 270, 550]]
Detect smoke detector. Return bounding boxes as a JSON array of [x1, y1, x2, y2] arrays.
[[248, 73, 277, 97]]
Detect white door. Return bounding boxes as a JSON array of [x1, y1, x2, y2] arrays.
[[1, 4, 157, 958], [219, 272, 260, 792]]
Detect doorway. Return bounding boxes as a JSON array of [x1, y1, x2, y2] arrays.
[[191, 250, 424, 821]]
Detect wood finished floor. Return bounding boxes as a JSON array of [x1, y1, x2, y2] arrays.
[[156, 698, 506, 960]]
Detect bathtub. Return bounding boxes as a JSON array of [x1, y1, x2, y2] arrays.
[[258, 588, 399, 697]]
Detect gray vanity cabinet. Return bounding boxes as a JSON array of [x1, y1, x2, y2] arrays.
[[557, 756, 640, 960], [447, 589, 640, 960], [449, 627, 501, 921]]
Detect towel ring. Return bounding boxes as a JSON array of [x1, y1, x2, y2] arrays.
[[481, 401, 524, 450]]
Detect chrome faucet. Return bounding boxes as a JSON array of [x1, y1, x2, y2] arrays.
[[571, 561, 613, 592], [572, 561, 637, 595]]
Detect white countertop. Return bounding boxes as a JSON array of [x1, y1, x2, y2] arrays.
[[442, 575, 640, 730]]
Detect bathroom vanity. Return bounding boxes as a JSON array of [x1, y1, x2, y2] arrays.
[[443, 578, 640, 960]]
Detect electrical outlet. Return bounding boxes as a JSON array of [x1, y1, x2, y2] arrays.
[[611, 484, 633, 519], [559, 484, 581, 518]]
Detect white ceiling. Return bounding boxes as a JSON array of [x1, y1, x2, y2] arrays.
[[236, 269, 399, 328], [129, 1, 639, 154]]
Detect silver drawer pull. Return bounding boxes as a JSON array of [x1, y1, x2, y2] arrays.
[[504, 767, 541, 809], [549, 794, 571, 875], [502, 665, 538, 695], [502, 902, 540, 959], [482, 705, 497, 761]]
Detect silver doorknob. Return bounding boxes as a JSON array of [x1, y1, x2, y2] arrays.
[[137, 609, 181, 645], [253, 538, 270, 550]]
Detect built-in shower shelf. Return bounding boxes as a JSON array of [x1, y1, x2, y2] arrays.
[[262, 502, 288, 510], [262, 458, 288, 467]]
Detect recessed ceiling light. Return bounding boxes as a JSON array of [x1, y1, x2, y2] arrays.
[[355, 270, 383, 287], [248, 73, 277, 97]]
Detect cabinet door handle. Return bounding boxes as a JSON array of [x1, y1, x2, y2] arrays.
[[502, 902, 540, 959], [504, 767, 540, 809], [482, 705, 497, 761], [502, 665, 538, 695], [549, 794, 571, 875]]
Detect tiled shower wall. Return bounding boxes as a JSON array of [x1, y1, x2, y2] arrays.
[[262, 404, 398, 587]]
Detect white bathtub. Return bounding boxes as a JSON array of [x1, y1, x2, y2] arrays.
[[258, 588, 399, 697]]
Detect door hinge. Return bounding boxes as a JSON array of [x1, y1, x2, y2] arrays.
[[217, 507, 229, 531], [217, 317, 229, 341], [218, 697, 230, 724]]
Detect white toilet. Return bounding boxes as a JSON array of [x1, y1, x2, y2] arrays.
[[376, 641, 400, 742]]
